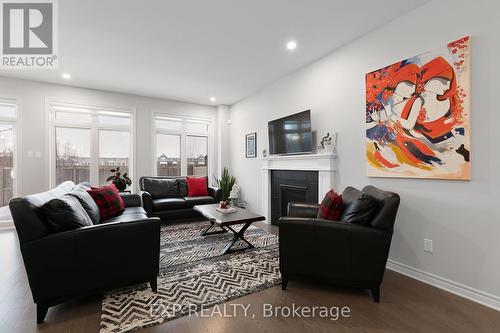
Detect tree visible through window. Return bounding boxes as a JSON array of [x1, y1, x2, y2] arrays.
[[50, 102, 133, 188], [55, 127, 91, 185]]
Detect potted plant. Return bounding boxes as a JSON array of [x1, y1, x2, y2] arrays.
[[106, 167, 132, 192], [213, 167, 236, 204]]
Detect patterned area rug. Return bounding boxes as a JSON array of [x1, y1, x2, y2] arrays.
[[100, 220, 280, 333]]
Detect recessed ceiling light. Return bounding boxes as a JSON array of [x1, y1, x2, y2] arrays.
[[286, 40, 297, 51], [62, 73, 71, 79], [210, 97, 216, 102]]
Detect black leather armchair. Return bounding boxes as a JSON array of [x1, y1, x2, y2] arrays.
[[279, 185, 400, 302], [9, 182, 161, 323]]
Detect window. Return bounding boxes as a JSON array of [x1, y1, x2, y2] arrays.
[[156, 134, 181, 176], [99, 130, 130, 185], [0, 99, 18, 207], [153, 114, 210, 177], [55, 127, 91, 185], [48, 101, 134, 188], [186, 135, 208, 176]]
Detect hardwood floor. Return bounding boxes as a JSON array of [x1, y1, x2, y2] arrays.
[[1, 222, 499, 333]]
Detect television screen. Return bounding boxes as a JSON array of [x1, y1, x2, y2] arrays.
[[268, 110, 312, 155]]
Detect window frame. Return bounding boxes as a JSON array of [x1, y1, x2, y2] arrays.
[[46, 98, 136, 189], [151, 112, 212, 178], [0, 97, 21, 206]]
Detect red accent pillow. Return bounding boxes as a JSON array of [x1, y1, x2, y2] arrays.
[[317, 189, 344, 221], [87, 184, 125, 221], [186, 176, 208, 197]]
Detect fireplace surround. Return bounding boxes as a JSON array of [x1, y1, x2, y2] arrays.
[[261, 153, 336, 223]]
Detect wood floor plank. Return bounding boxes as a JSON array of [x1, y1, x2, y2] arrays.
[[1, 224, 499, 333]]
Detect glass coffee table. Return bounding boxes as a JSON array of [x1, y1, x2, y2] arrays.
[[194, 203, 265, 255]]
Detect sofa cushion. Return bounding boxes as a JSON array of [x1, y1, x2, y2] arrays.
[[68, 184, 100, 224], [186, 176, 208, 197], [143, 178, 180, 199], [42, 194, 93, 231], [121, 206, 147, 215], [178, 178, 188, 197], [340, 187, 378, 224], [183, 196, 216, 208], [87, 184, 125, 221], [152, 198, 186, 211], [103, 213, 148, 224]]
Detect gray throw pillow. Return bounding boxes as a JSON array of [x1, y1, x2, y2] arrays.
[[42, 194, 93, 231], [69, 184, 100, 224]]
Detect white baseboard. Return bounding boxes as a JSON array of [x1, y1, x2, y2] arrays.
[[386, 259, 500, 312], [0, 220, 14, 230]]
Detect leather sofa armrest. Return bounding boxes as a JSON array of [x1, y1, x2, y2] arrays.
[[287, 202, 320, 218], [140, 191, 154, 214], [21, 217, 161, 301], [208, 186, 222, 201], [119, 193, 141, 207]]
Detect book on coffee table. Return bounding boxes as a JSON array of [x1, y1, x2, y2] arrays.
[[216, 207, 237, 214]]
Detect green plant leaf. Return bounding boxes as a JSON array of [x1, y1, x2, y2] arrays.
[[213, 166, 236, 200]]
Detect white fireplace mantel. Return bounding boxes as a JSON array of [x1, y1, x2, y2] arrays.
[[261, 153, 337, 223]]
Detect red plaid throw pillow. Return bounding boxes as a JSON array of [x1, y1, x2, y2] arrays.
[[317, 189, 344, 221], [87, 184, 125, 221]]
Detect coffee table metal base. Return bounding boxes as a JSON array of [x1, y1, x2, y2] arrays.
[[201, 221, 255, 255], [201, 221, 227, 236]]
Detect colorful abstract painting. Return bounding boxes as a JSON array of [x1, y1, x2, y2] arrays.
[[366, 36, 471, 180]]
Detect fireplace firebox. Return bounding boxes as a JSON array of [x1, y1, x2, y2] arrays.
[[270, 170, 318, 226]]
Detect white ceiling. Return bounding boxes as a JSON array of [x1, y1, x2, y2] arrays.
[[0, 0, 429, 105]]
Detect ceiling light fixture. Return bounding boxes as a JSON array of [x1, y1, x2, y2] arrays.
[[62, 73, 71, 79], [210, 97, 216, 102], [286, 40, 297, 51]]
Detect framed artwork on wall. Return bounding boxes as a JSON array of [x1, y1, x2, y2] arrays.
[[245, 132, 257, 158], [365, 36, 471, 180]]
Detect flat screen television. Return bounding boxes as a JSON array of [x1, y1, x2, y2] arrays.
[[268, 110, 313, 155]]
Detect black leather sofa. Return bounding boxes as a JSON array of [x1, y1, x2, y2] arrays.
[[279, 185, 400, 302], [9, 181, 161, 323], [139, 176, 222, 222]]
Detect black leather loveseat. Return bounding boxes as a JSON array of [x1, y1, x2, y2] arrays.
[[9, 181, 160, 323], [140, 176, 222, 222], [279, 185, 400, 302]]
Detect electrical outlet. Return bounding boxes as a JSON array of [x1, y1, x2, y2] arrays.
[[424, 239, 433, 253]]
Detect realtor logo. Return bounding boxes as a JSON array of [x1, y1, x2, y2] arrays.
[[0, 0, 58, 68]]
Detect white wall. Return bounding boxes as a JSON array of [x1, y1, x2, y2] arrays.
[[0, 76, 217, 195], [229, 0, 500, 303], [217, 105, 231, 178]]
